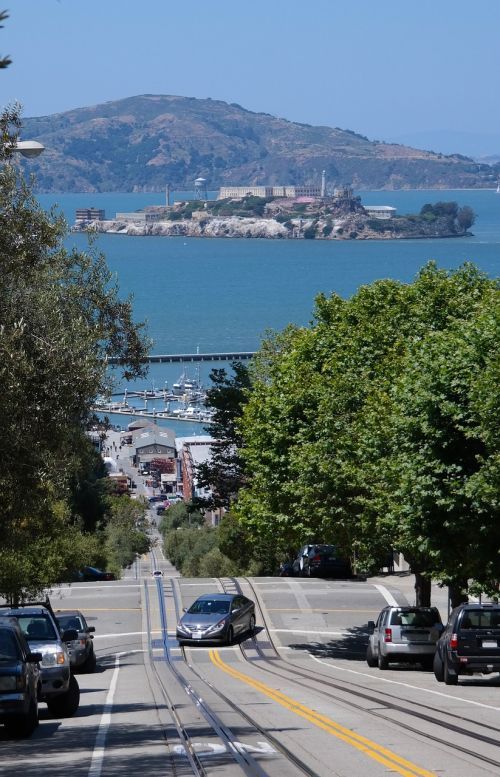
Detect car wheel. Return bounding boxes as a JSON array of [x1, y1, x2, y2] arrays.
[[443, 655, 458, 686], [248, 614, 256, 635], [82, 647, 97, 673], [378, 652, 389, 670], [226, 626, 234, 645], [46, 674, 80, 717], [433, 651, 444, 681], [366, 642, 377, 668], [4, 697, 38, 738]]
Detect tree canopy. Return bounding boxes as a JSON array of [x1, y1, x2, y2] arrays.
[[235, 263, 500, 601], [0, 107, 150, 600]]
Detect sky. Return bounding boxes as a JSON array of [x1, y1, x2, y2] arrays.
[[2, 0, 500, 157]]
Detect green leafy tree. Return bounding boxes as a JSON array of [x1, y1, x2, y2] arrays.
[[0, 107, 150, 601], [196, 362, 251, 508], [236, 262, 500, 603]]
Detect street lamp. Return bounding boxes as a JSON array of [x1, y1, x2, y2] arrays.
[[12, 140, 44, 158]]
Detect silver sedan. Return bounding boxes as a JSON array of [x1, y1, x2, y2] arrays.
[[176, 593, 255, 645]]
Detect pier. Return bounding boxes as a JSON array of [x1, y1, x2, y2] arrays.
[[107, 351, 256, 365]]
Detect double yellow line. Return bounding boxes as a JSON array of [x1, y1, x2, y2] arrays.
[[209, 650, 436, 777]]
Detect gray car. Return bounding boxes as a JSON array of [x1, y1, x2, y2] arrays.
[[176, 593, 255, 645], [367, 606, 443, 670], [56, 610, 96, 673]]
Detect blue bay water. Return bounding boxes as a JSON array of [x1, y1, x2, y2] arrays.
[[37, 189, 500, 411]]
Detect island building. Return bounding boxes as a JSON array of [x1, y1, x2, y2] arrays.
[[363, 205, 397, 219], [75, 207, 105, 221], [114, 205, 171, 223], [218, 184, 322, 199]]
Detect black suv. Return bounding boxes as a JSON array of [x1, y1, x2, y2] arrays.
[[292, 544, 351, 578], [434, 603, 500, 685], [0, 619, 42, 737]]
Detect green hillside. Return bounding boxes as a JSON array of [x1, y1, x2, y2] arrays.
[[20, 94, 496, 193]]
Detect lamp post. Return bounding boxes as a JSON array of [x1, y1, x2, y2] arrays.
[[11, 140, 44, 158]]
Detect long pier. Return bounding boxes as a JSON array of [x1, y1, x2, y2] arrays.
[[108, 351, 256, 365]]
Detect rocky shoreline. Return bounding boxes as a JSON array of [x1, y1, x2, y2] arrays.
[[73, 214, 471, 241]]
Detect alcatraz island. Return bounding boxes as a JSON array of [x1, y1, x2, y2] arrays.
[[74, 177, 475, 241]]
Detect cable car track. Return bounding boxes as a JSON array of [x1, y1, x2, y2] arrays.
[[215, 576, 500, 773], [144, 565, 320, 777]]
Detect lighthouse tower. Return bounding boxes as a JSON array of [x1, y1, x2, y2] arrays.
[[321, 170, 327, 198]]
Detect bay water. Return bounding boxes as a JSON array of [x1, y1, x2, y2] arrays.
[[37, 189, 500, 432]]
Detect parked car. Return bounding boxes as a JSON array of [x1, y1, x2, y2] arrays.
[[0, 619, 42, 737], [80, 566, 115, 581], [292, 544, 352, 578], [56, 610, 96, 673], [433, 602, 500, 685], [367, 606, 443, 670], [176, 593, 255, 645], [0, 601, 80, 717]]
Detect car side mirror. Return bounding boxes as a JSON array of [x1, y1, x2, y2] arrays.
[[88, 626, 96, 633], [27, 652, 43, 663], [183, 607, 187, 613], [367, 621, 375, 633], [62, 629, 79, 641]]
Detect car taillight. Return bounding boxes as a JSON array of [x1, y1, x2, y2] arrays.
[[384, 628, 392, 642], [450, 634, 458, 650], [312, 555, 321, 563]]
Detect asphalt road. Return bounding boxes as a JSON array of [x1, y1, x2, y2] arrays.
[[3, 542, 500, 777]]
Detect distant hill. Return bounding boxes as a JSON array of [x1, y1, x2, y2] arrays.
[[20, 94, 497, 193]]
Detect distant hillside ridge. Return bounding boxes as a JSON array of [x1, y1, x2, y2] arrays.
[[20, 94, 496, 193]]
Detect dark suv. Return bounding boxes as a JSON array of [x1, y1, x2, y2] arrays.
[[292, 544, 351, 578], [434, 603, 500, 685], [0, 619, 42, 737]]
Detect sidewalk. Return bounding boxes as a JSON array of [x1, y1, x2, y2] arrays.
[[369, 571, 450, 622]]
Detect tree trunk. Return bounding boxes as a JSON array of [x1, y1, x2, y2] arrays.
[[414, 572, 431, 606], [448, 579, 468, 610]]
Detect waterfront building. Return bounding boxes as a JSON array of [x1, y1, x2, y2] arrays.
[[218, 184, 322, 199], [363, 205, 397, 219], [115, 206, 171, 223], [75, 207, 105, 221]]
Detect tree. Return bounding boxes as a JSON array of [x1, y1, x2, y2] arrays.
[[196, 362, 251, 508], [235, 262, 500, 602], [0, 11, 12, 70], [457, 205, 475, 231], [0, 106, 150, 601]]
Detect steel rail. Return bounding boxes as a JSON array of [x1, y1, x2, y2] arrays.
[[231, 576, 500, 772], [171, 576, 321, 777], [153, 575, 272, 777]]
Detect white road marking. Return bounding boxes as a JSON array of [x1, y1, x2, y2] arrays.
[[307, 653, 500, 712], [87, 653, 122, 777], [269, 628, 359, 636], [373, 583, 399, 606], [172, 741, 276, 757]]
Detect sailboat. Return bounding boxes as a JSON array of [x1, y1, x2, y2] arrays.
[[497, 181, 500, 194]]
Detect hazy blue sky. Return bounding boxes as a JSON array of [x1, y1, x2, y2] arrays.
[[2, 0, 499, 156]]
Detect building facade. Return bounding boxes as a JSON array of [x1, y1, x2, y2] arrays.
[[218, 185, 322, 200]]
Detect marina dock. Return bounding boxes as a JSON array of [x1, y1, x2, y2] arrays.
[[107, 351, 256, 365]]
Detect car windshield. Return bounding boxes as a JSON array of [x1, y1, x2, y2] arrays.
[[460, 610, 500, 629], [188, 599, 230, 615], [0, 631, 20, 660], [17, 615, 58, 641], [57, 616, 83, 631], [390, 609, 441, 627]]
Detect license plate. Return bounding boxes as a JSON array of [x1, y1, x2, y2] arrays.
[[482, 640, 497, 648], [192, 631, 203, 640]]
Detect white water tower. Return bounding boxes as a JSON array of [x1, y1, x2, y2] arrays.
[[194, 177, 207, 200]]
